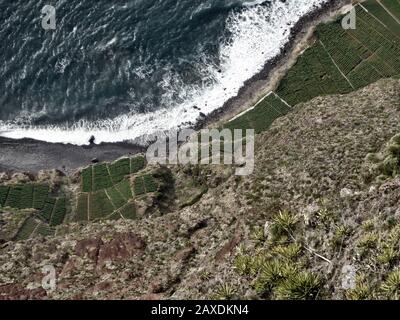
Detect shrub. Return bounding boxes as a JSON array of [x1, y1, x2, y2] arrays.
[[316, 208, 336, 226], [345, 281, 374, 300], [377, 246, 399, 266], [250, 226, 265, 244], [357, 232, 379, 257], [275, 271, 322, 300], [271, 211, 298, 239], [331, 224, 351, 249], [233, 253, 252, 276], [272, 243, 302, 261], [381, 270, 400, 299], [254, 260, 298, 295], [213, 283, 236, 300], [362, 219, 375, 232]]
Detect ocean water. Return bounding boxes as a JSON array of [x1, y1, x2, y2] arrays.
[[0, 0, 329, 145]]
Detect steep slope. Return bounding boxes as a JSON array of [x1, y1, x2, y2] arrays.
[[1, 78, 399, 299]]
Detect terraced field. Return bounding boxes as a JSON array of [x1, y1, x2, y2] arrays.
[[81, 155, 145, 192], [225, 93, 292, 134], [0, 154, 153, 239], [226, 1, 400, 131], [74, 156, 158, 223], [0, 183, 65, 240]]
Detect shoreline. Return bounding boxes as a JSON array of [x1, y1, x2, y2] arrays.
[[196, 0, 352, 129], [0, 0, 351, 174], [0, 137, 145, 174]]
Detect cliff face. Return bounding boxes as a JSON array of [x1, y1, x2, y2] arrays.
[[1, 78, 400, 300]]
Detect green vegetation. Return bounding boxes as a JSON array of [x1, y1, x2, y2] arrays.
[[14, 217, 39, 241], [0, 182, 66, 239], [92, 163, 113, 191], [381, 269, 400, 299], [363, 0, 400, 38], [106, 186, 126, 209], [39, 197, 56, 222], [76, 193, 88, 222], [81, 155, 146, 192], [230, 211, 324, 300], [131, 155, 146, 173], [119, 202, 137, 220], [226, 2, 400, 133], [143, 174, 158, 193], [89, 190, 115, 220], [81, 167, 92, 192], [225, 93, 292, 134], [35, 223, 55, 238], [364, 133, 400, 183], [74, 155, 150, 222], [115, 178, 133, 199], [270, 211, 298, 240], [133, 176, 145, 196], [109, 158, 131, 184], [0, 185, 9, 207], [345, 278, 375, 300], [275, 271, 322, 300], [33, 184, 49, 210], [50, 197, 67, 226], [213, 283, 237, 300]]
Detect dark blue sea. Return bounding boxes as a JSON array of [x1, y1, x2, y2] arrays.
[[0, 0, 328, 144]]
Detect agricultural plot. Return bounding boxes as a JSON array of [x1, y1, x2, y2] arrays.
[[81, 155, 146, 192], [363, 0, 400, 39], [134, 174, 158, 196], [381, 0, 400, 20], [225, 93, 292, 133], [115, 179, 133, 199], [38, 197, 56, 222], [34, 223, 55, 238], [0, 183, 52, 211], [131, 155, 146, 173], [88, 190, 115, 220], [276, 41, 353, 106], [92, 163, 114, 191], [226, 2, 400, 134], [143, 174, 158, 193], [109, 158, 131, 183], [119, 202, 137, 220], [76, 193, 89, 222], [4, 185, 24, 208], [134, 176, 146, 196], [81, 167, 92, 192], [76, 174, 136, 222], [106, 186, 127, 209], [33, 184, 49, 210], [75, 173, 137, 222], [49, 197, 67, 226], [14, 217, 39, 241], [0, 185, 9, 206]]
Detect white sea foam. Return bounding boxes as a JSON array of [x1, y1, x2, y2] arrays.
[[0, 0, 329, 145]]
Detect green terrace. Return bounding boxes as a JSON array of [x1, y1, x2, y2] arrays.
[[0, 154, 160, 240], [75, 155, 159, 223], [0, 183, 66, 240], [225, 1, 400, 132], [81, 155, 145, 192]]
